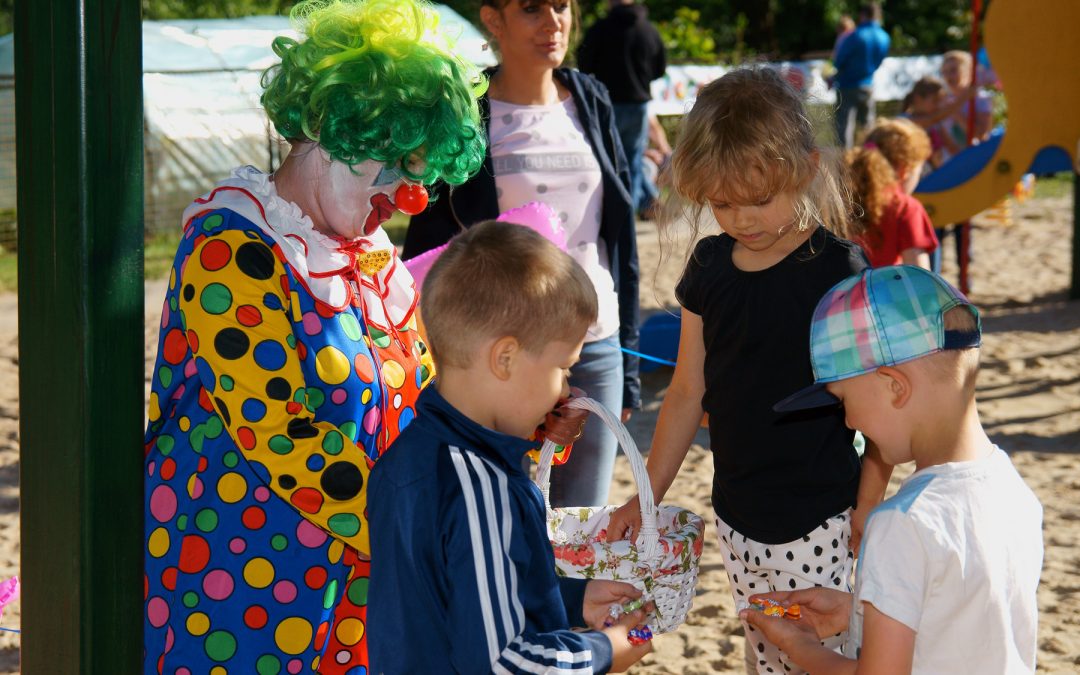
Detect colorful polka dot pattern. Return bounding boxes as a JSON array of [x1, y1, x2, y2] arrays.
[[145, 208, 433, 673]]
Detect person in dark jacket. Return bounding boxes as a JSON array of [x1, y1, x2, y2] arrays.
[[369, 221, 652, 674], [404, 0, 641, 509], [577, 0, 667, 215]]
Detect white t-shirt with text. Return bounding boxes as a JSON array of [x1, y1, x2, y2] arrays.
[[489, 96, 619, 342]]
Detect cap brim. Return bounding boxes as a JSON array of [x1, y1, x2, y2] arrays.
[[773, 383, 840, 413]]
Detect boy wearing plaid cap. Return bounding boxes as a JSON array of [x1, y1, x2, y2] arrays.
[[743, 265, 1043, 673]]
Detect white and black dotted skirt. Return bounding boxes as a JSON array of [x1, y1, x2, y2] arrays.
[[715, 510, 855, 675]]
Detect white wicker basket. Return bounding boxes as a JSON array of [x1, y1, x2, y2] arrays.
[[535, 397, 705, 633]]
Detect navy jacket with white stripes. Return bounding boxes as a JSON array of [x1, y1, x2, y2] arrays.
[[368, 385, 614, 674]]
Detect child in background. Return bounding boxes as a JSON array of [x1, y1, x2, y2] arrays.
[[900, 77, 962, 166], [937, 49, 991, 289], [830, 15, 856, 67], [941, 50, 993, 145], [749, 266, 1043, 674], [368, 221, 653, 674], [845, 118, 938, 268], [606, 67, 891, 675], [640, 114, 673, 221]]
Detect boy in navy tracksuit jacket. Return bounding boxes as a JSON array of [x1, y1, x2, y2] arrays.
[[368, 222, 652, 674]]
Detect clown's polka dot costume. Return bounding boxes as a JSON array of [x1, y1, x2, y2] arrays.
[[144, 167, 433, 672]]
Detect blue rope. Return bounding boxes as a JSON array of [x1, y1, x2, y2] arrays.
[[0, 627, 19, 634], [620, 347, 676, 367]]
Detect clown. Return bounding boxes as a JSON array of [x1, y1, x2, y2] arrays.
[[143, 0, 486, 671]]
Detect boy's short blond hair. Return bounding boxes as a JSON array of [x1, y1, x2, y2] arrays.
[[420, 220, 599, 368], [909, 306, 981, 391]]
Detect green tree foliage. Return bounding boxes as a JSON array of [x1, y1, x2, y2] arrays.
[[880, 0, 971, 54], [142, 0, 296, 19], [0, 0, 10, 35], [564, 0, 973, 62], [0, 0, 977, 61], [656, 8, 717, 64]]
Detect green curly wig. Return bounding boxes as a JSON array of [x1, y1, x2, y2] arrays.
[[261, 0, 487, 185]]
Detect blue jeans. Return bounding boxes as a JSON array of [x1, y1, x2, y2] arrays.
[[835, 87, 874, 149], [549, 334, 624, 508], [612, 102, 650, 212]]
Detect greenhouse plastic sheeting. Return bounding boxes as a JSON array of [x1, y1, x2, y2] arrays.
[[0, 8, 494, 233], [0, 13, 958, 233]]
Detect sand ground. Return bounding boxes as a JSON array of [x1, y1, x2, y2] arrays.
[[617, 193, 1080, 674], [0, 191, 1075, 672]]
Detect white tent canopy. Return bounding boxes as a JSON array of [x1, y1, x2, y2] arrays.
[[0, 14, 950, 235], [0, 8, 495, 233], [0, 9, 494, 76]]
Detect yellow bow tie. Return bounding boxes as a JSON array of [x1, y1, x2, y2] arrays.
[[354, 249, 392, 277]]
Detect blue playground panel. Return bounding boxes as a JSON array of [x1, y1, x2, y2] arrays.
[[637, 312, 681, 373], [917, 129, 1073, 194]]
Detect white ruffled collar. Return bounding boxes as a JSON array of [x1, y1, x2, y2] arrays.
[[181, 166, 418, 329]]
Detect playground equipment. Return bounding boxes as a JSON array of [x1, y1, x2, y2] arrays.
[[641, 0, 1080, 372], [914, 0, 1080, 225]]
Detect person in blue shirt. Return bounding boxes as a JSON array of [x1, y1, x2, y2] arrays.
[[368, 221, 654, 674], [833, 3, 891, 148]]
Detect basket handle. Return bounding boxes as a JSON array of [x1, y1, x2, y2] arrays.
[[534, 397, 660, 561]]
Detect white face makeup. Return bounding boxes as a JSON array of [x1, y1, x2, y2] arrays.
[[320, 150, 401, 240]]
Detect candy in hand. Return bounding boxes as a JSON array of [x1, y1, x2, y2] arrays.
[[737, 598, 802, 619], [627, 626, 653, 646], [603, 597, 649, 628]]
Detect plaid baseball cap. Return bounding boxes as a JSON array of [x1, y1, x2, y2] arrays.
[[774, 265, 981, 412]]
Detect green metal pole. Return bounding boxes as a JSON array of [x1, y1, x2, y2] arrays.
[[1073, 171, 1080, 300], [15, 0, 143, 672]]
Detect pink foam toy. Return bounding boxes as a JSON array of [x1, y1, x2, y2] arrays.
[[0, 577, 19, 622], [403, 202, 568, 288], [497, 201, 568, 250]]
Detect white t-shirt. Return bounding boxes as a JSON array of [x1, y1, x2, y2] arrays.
[[845, 447, 1043, 674], [489, 97, 620, 342]]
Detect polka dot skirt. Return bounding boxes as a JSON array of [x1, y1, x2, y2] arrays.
[[716, 511, 855, 674]]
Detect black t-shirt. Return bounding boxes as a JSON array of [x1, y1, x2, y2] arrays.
[[675, 228, 869, 544]]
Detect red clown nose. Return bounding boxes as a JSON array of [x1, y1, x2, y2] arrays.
[[394, 183, 429, 216]]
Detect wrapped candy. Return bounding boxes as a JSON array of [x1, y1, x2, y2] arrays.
[[627, 626, 653, 646], [738, 598, 801, 620], [603, 597, 654, 645], [618, 598, 646, 614]]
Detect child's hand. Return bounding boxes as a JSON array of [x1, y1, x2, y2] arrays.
[[744, 588, 852, 639], [582, 580, 651, 630], [601, 610, 654, 672], [604, 498, 642, 543], [739, 606, 820, 660], [538, 387, 588, 446]]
